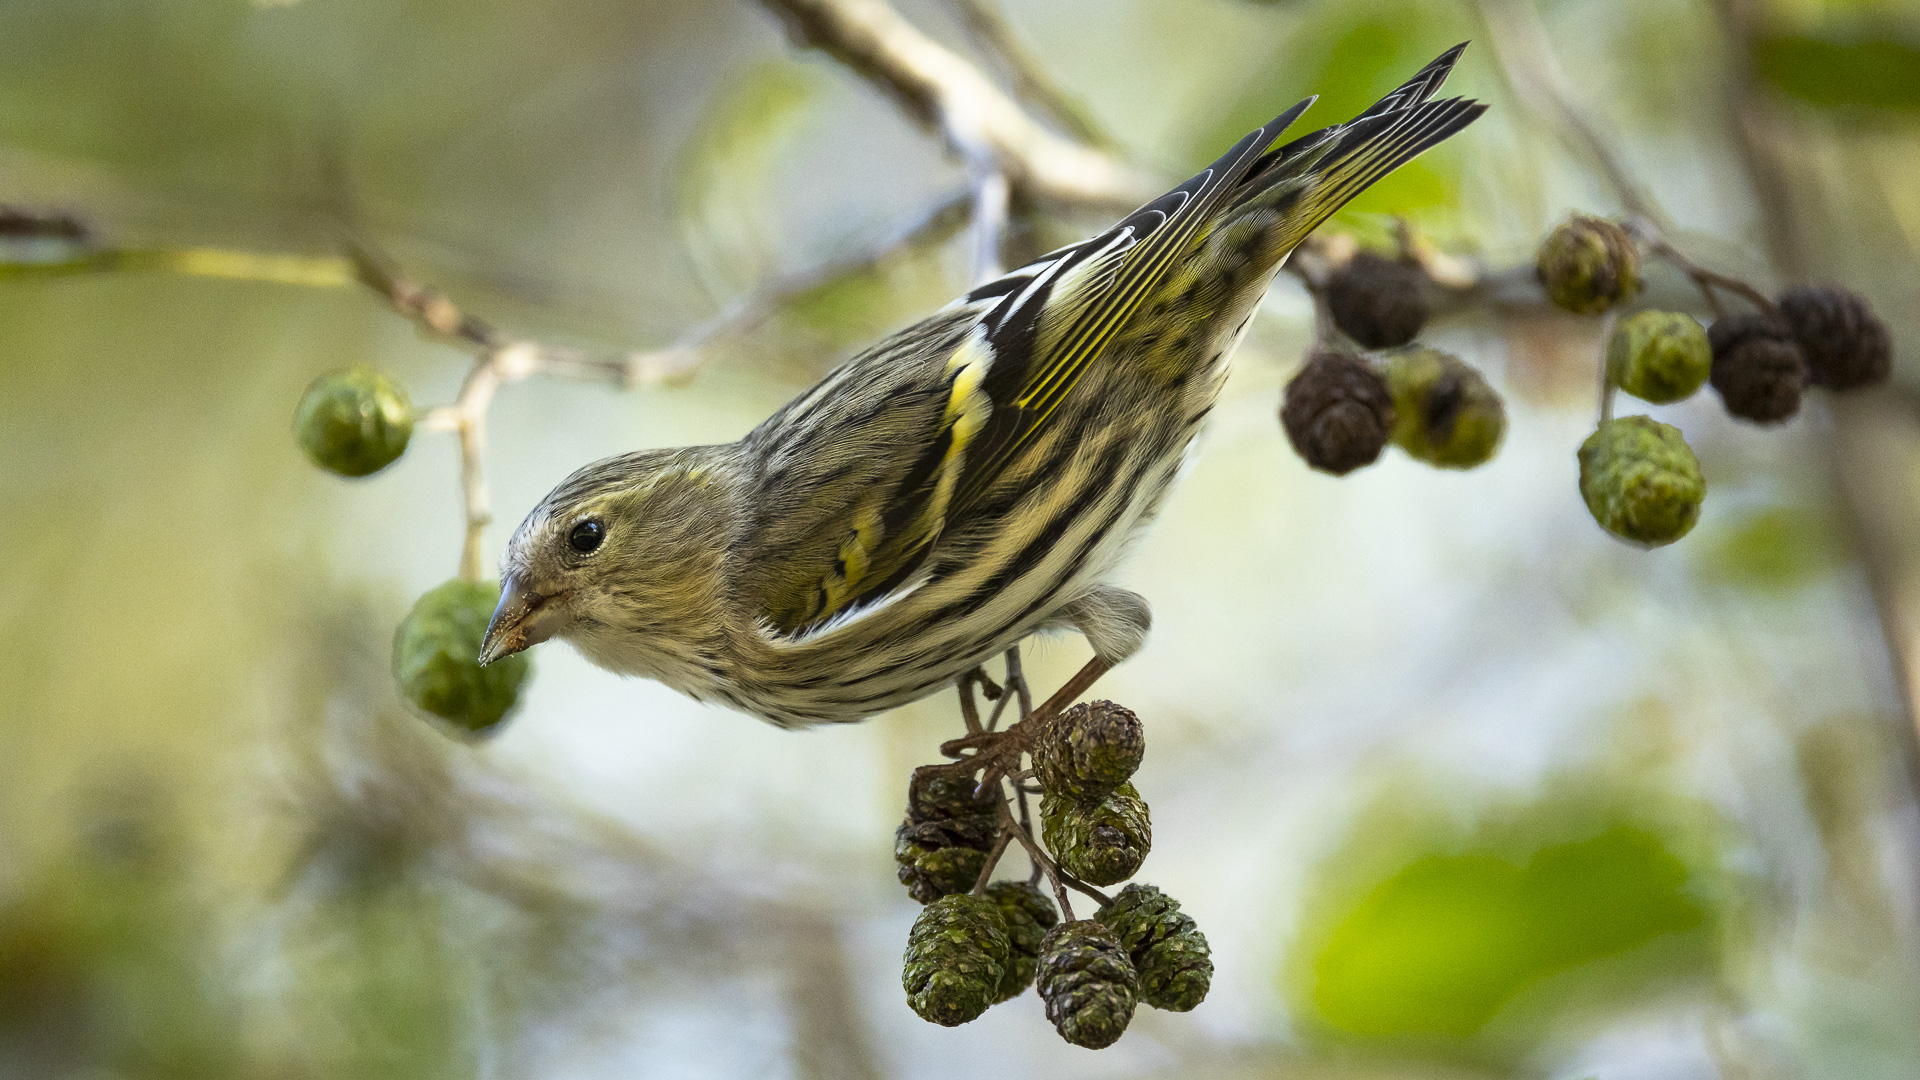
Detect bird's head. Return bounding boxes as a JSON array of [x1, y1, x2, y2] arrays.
[[479, 448, 737, 675]]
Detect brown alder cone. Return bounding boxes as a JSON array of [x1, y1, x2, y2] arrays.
[[1324, 251, 1429, 348], [1775, 285, 1892, 391], [1280, 349, 1395, 475], [1708, 312, 1808, 424]]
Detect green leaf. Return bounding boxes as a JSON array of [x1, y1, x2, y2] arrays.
[[1755, 27, 1920, 113], [1189, 1, 1469, 220], [1309, 826, 1706, 1039], [1694, 504, 1844, 590]]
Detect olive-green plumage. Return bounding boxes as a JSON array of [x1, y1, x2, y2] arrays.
[[480, 48, 1485, 727]]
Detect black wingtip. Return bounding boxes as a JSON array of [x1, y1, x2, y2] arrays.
[[1264, 95, 1318, 139]]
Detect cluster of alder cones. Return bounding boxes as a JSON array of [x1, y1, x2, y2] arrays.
[[1278, 213, 1894, 549], [895, 701, 1211, 1048]]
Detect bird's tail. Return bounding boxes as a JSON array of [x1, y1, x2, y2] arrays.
[[1223, 43, 1486, 254]]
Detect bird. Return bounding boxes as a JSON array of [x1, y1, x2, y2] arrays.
[[479, 45, 1486, 729]]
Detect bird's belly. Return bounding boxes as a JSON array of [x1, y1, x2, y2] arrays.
[[737, 421, 1201, 728]]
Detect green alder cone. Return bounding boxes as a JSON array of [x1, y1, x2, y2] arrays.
[[895, 769, 999, 903], [902, 893, 1010, 1027], [907, 770, 997, 832], [1537, 214, 1639, 315], [1608, 310, 1711, 404], [1035, 921, 1137, 1049], [1578, 416, 1705, 547], [1041, 782, 1151, 887], [1382, 347, 1506, 469], [895, 823, 989, 904], [985, 880, 1059, 1004], [294, 368, 414, 477], [1095, 883, 1213, 1012], [1032, 700, 1145, 803], [393, 579, 530, 734]]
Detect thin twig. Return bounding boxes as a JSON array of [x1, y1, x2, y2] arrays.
[[757, 0, 1154, 210], [933, 0, 1118, 150], [1018, 785, 1038, 886], [970, 168, 1010, 285], [1596, 311, 1617, 425], [1473, 0, 1666, 231], [1052, 869, 1112, 909], [1473, 0, 1781, 320], [1704, 0, 1812, 279], [971, 807, 1016, 893], [1004, 645, 1032, 720], [0, 244, 357, 287], [984, 645, 1026, 731], [998, 800, 1073, 920], [1628, 216, 1773, 315]]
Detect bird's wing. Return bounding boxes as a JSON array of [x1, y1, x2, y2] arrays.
[[743, 103, 1320, 641], [746, 46, 1485, 643]]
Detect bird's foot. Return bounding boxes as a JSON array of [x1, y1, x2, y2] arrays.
[[937, 654, 1114, 795]]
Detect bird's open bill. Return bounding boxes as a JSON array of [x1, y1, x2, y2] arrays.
[[479, 575, 569, 665]]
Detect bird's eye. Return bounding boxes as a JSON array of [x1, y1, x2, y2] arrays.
[[568, 520, 604, 554]]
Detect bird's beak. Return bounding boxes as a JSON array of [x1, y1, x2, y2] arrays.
[[480, 575, 570, 665]]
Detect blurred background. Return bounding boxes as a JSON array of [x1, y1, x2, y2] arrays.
[[3, 0, 1919, 1077]]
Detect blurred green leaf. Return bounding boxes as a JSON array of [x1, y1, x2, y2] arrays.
[[1755, 27, 1920, 112], [678, 59, 827, 297], [1310, 825, 1705, 1039], [1192, 1, 1470, 224], [1695, 504, 1844, 590]]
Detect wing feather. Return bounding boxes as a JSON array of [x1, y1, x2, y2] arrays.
[[749, 46, 1484, 642]]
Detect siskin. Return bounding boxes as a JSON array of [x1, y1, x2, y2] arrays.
[[478, 47, 1485, 727]]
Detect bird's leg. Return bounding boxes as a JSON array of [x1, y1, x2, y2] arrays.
[[984, 645, 1031, 731], [956, 668, 986, 736], [974, 665, 1004, 703], [939, 654, 1115, 795]]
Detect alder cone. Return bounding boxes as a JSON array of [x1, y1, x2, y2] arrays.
[[984, 880, 1058, 1003], [1325, 251, 1429, 348], [895, 822, 990, 904], [1577, 416, 1705, 547], [902, 893, 1011, 1027], [1032, 700, 1145, 803], [895, 768, 997, 903], [906, 770, 996, 835], [1708, 313, 1808, 424], [294, 368, 414, 477], [1537, 213, 1639, 315], [1036, 921, 1137, 1049], [1281, 349, 1395, 475], [1041, 782, 1151, 886], [1607, 310, 1711, 405], [1776, 285, 1892, 390], [1096, 883, 1213, 1012], [1382, 346, 1506, 468], [392, 579, 529, 734]]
